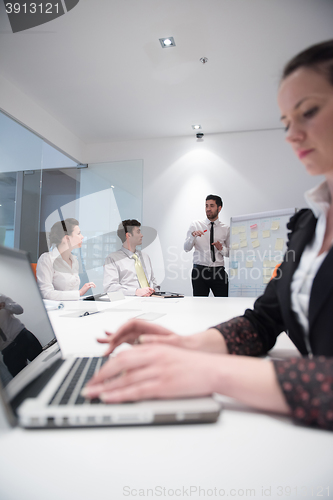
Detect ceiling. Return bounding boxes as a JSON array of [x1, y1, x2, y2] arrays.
[[0, 0, 332, 144]]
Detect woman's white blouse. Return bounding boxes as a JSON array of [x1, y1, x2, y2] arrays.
[[37, 247, 80, 301], [290, 181, 331, 353]]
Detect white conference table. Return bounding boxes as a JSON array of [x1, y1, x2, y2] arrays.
[[0, 296, 333, 500]]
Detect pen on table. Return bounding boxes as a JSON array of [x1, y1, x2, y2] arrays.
[[45, 302, 65, 311], [79, 311, 101, 317]]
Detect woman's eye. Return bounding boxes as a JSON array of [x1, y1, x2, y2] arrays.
[[303, 106, 318, 119]]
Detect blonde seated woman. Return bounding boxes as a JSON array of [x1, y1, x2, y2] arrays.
[[37, 218, 95, 301]]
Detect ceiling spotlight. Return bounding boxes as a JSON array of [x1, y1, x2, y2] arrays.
[[200, 57, 208, 64], [159, 37, 176, 48], [192, 125, 202, 130]]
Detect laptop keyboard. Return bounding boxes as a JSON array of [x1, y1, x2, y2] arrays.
[[49, 357, 109, 406]]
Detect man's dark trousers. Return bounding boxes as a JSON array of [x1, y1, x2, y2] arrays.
[[191, 264, 228, 297]]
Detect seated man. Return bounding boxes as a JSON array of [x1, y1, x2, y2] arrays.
[[103, 219, 159, 297]]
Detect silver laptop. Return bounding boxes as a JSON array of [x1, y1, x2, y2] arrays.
[[0, 245, 221, 428]]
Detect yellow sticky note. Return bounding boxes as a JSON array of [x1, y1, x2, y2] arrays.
[[239, 226, 246, 233], [263, 268, 272, 277], [263, 276, 271, 284], [252, 240, 260, 248], [263, 230, 270, 238], [271, 221, 280, 230], [232, 243, 239, 250], [230, 269, 238, 277], [239, 233, 247, 241], [246, 260, 253, 268], [250, 231, 258, 239], [263, 260, 271, 268], [240, 240, 248, 248], [275, 238, 284, 250], [232, 227, 240, 235]]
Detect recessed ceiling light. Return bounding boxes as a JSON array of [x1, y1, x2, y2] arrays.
[[159, 37, 176, 48], [192, 125, 202, 130]]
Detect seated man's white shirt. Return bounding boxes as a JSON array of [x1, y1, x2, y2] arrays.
[[103, 247, 159, 295], [37, 247, 81, 301]]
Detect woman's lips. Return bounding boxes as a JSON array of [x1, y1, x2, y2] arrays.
[[298, 149, 314, 159]]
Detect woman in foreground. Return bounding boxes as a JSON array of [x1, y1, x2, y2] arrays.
[[83, 40, 333, 430], [37, 218, 95, 300]]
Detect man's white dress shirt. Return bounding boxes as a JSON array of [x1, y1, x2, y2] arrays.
[[0, 295, 25, 351], [184, 218, 230, 267], [103, 247, 159, 295], [290, 181, 331, 354], [37, 247, 81, 301]]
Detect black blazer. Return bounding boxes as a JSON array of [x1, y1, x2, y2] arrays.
[[244, 209, 333, 357]]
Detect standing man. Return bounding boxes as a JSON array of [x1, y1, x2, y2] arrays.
[[184, 195, 229, 297], [103, 219, 159, 297]]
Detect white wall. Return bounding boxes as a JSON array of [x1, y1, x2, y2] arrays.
[[85, 131, 320, 296], [0, 75, 84, 163]]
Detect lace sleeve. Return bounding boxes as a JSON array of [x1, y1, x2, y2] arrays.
[[273, 356, 333, 430], [212, 316, 265, 356]]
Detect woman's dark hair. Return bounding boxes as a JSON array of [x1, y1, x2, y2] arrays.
[[49, 218, 79, 247], [282, 39, 333, 85], [117, 219, 141, 243]]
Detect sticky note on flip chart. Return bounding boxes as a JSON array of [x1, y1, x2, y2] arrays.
[[263, 230, 270, 238], [271, 221, 280, 230], [263, 268, 273, 277], [250, 224, 257, 229], [252, 240, 260, 248], [239, 233, 247, 241], [250, 231, 258, 239], [232, 243, 239, 250], [240, 240, 248, 248], [246, 260, 253, 268], [232, 227, 240, 235], [230, 269, 238, 277], [263, 276, 271, 284], [239, 226, 246, 233], [275, 238, 284, 250]]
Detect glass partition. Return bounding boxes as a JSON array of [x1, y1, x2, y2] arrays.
[[0, 171, 17, 247], [0, 110, 143, 294], [42, 161, 143, 292]]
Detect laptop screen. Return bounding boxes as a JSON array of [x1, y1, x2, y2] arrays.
[[0, 246, 56, 395]]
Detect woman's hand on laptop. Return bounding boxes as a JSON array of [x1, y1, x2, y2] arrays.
[[82, 345, 290, 415], [82, 344, 221, 402], [97, 319, 188, 356], [97, 319, 228, 356]]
